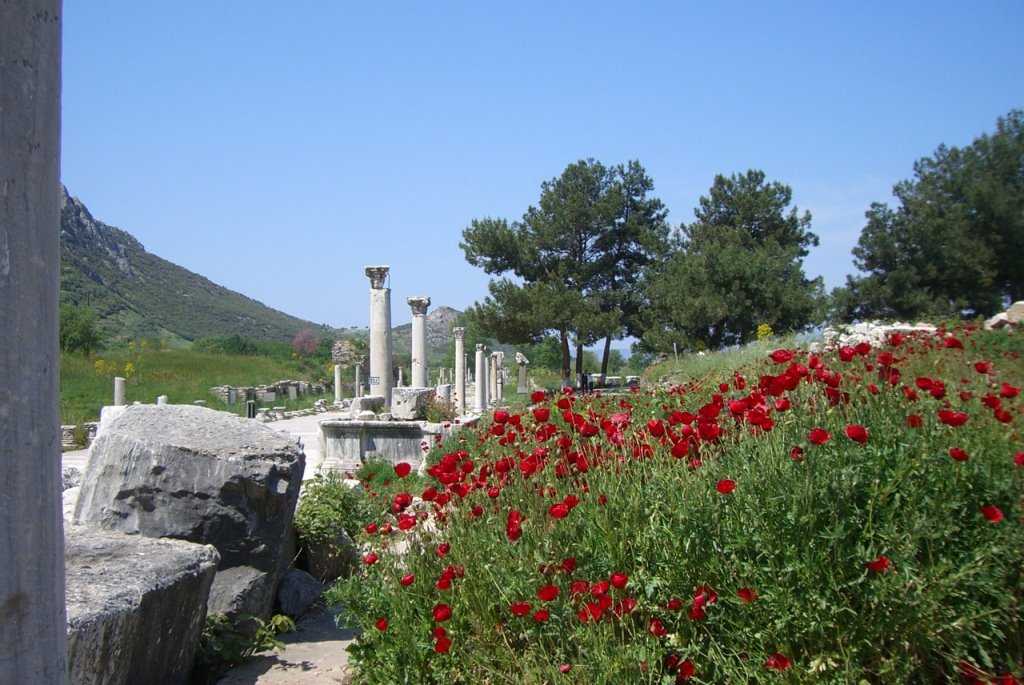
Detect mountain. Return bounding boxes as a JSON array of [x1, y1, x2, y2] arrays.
[[391, 305, 463, 364], [59, 187, 334, 345]]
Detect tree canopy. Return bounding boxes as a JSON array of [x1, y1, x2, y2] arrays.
[[835, 109, 1024, 321], [59, 303, 103, 355], [460, 159, 668, 382], [642, 170, 822, 351]]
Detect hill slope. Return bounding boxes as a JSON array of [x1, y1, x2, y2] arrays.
[[59, 187, 332, 345]]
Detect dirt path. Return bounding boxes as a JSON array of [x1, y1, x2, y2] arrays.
[[216, 605, 359, 685]]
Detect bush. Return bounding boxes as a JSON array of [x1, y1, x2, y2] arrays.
[[294, 472, 373, 549], [327, 325, 1023, 683], [193, 612, 295, 683]]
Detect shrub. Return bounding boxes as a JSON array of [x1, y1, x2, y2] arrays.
[[327, 324, 1023, 683], [294, 472, 373, 549], [193, 612, 295, 683]]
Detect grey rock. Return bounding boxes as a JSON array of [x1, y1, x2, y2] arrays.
[[73, 404, 305, 621], [1006, 301, 1024, 325], [390, 387, 434, 420], [304, 528, 360, 584], [63, 486, 80, 523], [348, 396, 384, 417], [66, 524, 219, 685], [275, 568, 325, 618], [63, 466, 82, 490]]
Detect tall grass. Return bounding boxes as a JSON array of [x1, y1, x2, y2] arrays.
[[60, 347, 335, 425]]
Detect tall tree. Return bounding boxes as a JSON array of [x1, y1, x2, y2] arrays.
[[461, 159, 666, 386], [643, 170, 822, 351], [837, 110, 1024, 321]]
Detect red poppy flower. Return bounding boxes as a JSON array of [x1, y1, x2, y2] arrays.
[[548, 503, 569, 519], [537, 585, 559, 602], [677, 659, 696, 679], [610, 572, 628, 589], [648, 617, 667, 637], [375, 617, 388, 631], [559, 663, 572, 674], [393, 462, 411, 478], [949, 447, 970, 462], [530, 390, 546, 403], [1001, 382, 1021, 399], [435, 577, 451, 591], [433, 636, 452, 653], [865, 555, 891, 573], [362, 552, 378, 565], [560, 557, 576, 574], [432, 626, 447, 639], [973, 361, 992, 374], [808, 428, 831, 445], [979, 505, 1004, 523], [789, 445, 805, 462], [938, 409, 968, 427], [436, 543, 450, 557], [400, 574, 415, 587], [1015, 452, 1024, 467], [716, 479, 736, 495], [509, 602, 531, 617], [736, 587, 758, 604], [365, 522, 378, 534], [433, 603, 452, 622], [906, 414, 923, 428], [844, 424, 869, 444], [764, 652, 791, 671], [769, 349, 794, 364], [532, 609, 549, 622]]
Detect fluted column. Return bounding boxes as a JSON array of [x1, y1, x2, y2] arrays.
[[407, 296, 430, 387], [365, 266, 393, 406], [0, 1, 67, 680], [474, 344, 486, 412], [453, 327, 466, 415], [334, 364, 342, 403]]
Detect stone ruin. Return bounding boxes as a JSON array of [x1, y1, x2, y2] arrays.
[[209, 378, 328, 405], [65, 403, 305, 682]]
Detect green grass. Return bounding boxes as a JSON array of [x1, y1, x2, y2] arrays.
[[59, 347, 338, 425]]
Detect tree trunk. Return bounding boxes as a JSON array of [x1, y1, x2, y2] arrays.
[[559, 327, 571, 389], [599, 335, 612, 385]]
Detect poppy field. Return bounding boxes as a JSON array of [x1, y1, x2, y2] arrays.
[[327, 326, 1023, 684]]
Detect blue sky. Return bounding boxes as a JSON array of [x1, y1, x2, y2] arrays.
[[61, 2, 1024, 333]]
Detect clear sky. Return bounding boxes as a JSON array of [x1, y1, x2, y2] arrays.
[[61, 1, 1024, 333]]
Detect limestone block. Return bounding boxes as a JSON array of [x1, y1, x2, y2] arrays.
[[349, 395, 384, 417], [275, 569, 325, 618], [986, 312, 1010, 330], [391, 387, 434, 420], [66, 525, 219, 685], [1006, 301, 1024, 324], [73, 404, 304, 621]]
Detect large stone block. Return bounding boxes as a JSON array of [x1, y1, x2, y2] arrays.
[[73, 404, 305, 620], [1006, 301, 1024, 325], [391, 387, 434, 420], [348, 395, 384, 417], [66, 525, 219, 685]]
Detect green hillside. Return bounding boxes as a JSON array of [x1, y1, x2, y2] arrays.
[[59, 187, 335, 346]]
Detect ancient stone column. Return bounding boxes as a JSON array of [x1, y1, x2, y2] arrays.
[[355, 362, 363, 398], [0, 1, 68, 680], [482, 349, 490, 408], [113, 376, 126, 406], [454, 328, 466, 415], [489, 352, 499, 401], [406, 296, 430, 387], [474, 344, 486, 412], [365, 266, 393, 406], [495, 351, 505, 402], [334, 364, 342, 403], [516, 352, 530, 394]]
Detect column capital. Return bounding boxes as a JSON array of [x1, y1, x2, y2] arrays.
[[476, 343, 485, 352], [453, 326, 465, 341], [365, 265, 390, 289], [406, 295, 431, 316]]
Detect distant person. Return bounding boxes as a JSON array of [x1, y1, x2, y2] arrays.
[[581, 370, 590, 393]]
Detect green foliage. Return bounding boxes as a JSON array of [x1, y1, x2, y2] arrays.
[[59, 303, 103, 354], [194, 612, 295, 683], [294, 472, 374, 548], [839, 109, 1024, 321], [424, 395, 457, 424], [643, 170, 823, 352], [461, 159, 669, 379], [327, 326, 1023, 683]]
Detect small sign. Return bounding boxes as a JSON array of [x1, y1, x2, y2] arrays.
[[369, 376, 381, 385]]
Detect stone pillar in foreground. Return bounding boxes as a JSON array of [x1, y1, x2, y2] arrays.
[[0, 1, 67, 681], [453, 328, 466, 415], [355, 363, 362, 398], [365, 266, 393, 406], [474, 344, 486, 412], [334, 364, 342, 403], [407, 296, 430, 388], [113, 376, 126, 406]]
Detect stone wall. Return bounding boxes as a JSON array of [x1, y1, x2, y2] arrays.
[[209, 379, 328, 405]]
